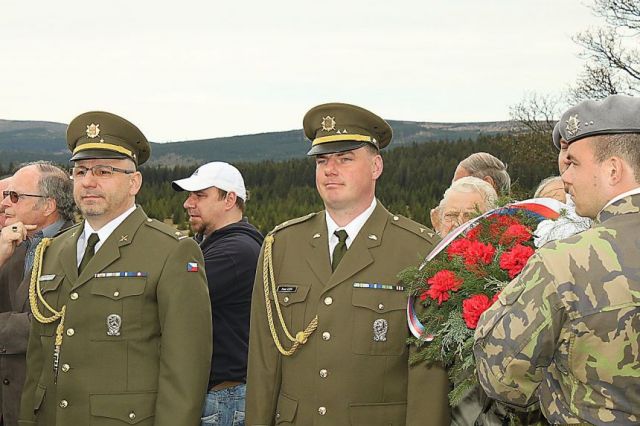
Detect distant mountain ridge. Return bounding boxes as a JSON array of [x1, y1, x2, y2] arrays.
[[0, 118, 513, 167]]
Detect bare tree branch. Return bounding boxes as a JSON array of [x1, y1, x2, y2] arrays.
[[509, 92, 563, 135]]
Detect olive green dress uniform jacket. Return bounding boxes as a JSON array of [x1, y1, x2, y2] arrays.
[[18, 207, 212, 426], [0, 222, 73, 426], [474, 194, 640, 425], [246, 203, 451, 426]]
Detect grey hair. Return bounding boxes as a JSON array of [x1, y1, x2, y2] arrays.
[[534, 176, 563, 198], [458, 152, 511, 195], [440, 176, 498, 211], [19, 161, 75, 222]]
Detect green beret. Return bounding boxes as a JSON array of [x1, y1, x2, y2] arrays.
[[558, 95, 640, 145], [303, 103, 392, 156], [67, 111, 151, 166]]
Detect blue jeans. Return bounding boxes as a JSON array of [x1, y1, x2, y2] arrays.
[[201, 383, 246, 426]]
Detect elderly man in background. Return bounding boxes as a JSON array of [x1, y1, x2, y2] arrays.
[[0, 177, 11, 229], [0, 162, 74, 426], [453, 152, 511, 196], [533, 176, 566, 203], [430, 176, 498, 238], [474, 94, 640, 424]]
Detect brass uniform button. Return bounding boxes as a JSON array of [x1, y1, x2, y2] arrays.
[[70, 292, 78, 300], [66, 328, 75, 336], [61, 364, 70, 372], [322, 332, 331, 341], [318, 406, 327, 415], [324, 296, 333, 306], [59, 400, 68, 408], [129, 412, 136, 420], [378, 303, 384, 310], [283, 296, 289, 303], [319, 369, 328, 378], [113, 291, 120, 297]]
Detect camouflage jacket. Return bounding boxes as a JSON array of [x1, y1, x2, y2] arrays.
[[473, 193, 640, 425]]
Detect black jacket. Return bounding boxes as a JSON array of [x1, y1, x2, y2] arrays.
[[196, 218, 263, 388]]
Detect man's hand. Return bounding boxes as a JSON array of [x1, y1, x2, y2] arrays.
[[0, 222, 37, 267]]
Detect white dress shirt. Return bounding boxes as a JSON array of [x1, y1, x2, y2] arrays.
[[326, 198, 377, 263], [76, 205, 137, 267]]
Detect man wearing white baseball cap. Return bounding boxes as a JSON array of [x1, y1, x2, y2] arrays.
[[173, 162, 263, 426]]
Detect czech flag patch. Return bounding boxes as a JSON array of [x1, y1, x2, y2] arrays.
[[187, 262, 199, 272]]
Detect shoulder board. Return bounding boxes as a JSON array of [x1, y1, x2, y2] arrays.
[[55, 222, 81, 238], [268, 212, 318, 236], [389, 213, 436, 240], [144, 217, 186, 240]]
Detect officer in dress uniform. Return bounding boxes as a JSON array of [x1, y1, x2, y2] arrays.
[[246, 103, 450, 425], [18, 111, 212, 426], [474, 94, 640, 425]]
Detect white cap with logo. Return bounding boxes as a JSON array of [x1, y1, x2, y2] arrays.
[[172, 162, 247, 201]]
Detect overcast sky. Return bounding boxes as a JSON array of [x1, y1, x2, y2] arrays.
[[1, 0, 599, 142]]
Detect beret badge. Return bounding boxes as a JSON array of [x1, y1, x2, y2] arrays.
[[321, 116, 336, 132], [565, 114, 581, 137], [86, 123, 100, 139]]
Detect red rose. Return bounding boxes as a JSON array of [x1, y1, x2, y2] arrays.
[[425, 270, 463, 305], [499, 224, 532, 246], [462, 294, 493, 329], [499, 244, 535, 278]]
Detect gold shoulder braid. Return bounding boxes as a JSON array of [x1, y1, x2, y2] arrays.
[[29, 238, 66, 381], [262, 235, 317, 356]]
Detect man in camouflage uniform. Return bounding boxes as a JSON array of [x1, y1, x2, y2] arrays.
[[246, 103, 450, 425], [474, 94, 640, 425]]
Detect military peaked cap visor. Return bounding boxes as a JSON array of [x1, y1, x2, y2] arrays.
[[67, 111, 151, 166], [303, 102, 392, 156], [558, 94, 640, 145]]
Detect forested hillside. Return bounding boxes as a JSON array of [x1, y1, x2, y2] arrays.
[[138, 132, 557, 234], [0, 132, 557, 235]]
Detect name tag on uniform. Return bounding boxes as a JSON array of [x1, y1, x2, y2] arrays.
[[353, 282, 404, 291], [39, 274, 56, 281], [277, 285, 298, 293], [94, 272, 148, 278]]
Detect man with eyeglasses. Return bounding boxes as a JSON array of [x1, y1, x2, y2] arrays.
[[0, 162, 74, 426], [19, 111, 212, 426], [0, 177, 11, 229]]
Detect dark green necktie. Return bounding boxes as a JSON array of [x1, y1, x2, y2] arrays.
[[331, 230, 348, 271], [79, 233, 100, 273]]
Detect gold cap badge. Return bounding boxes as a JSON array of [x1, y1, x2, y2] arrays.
[[86, 123, 100, 138], [321, 116, 336, 132]]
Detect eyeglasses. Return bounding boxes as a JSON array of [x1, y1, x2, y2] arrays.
[[71, 165, 135, 179], [442, 210, 475, 225], [2, 190, 46, 204]]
